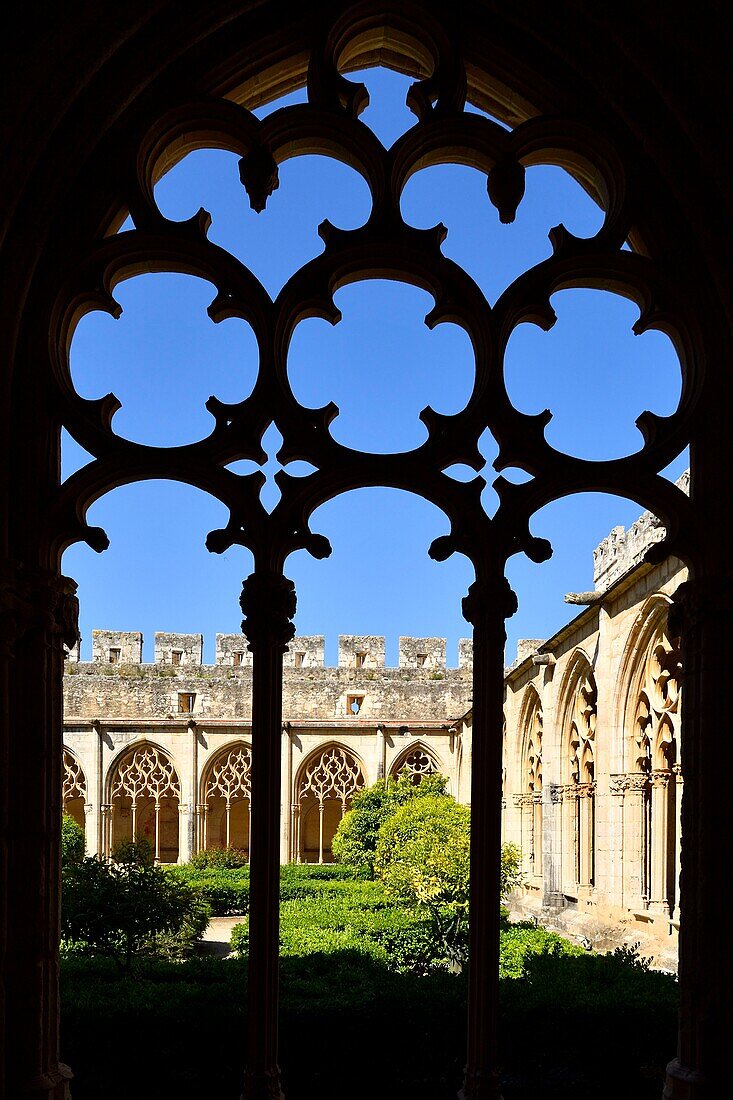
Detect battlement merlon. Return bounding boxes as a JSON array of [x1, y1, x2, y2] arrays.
[[92, 630, 143, 664], [155, 632, 202, 666], [593, 469, 690, 592], [398, 637, 446, 669], [338, 635, 385, 669]]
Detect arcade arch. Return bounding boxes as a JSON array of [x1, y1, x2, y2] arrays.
[[389, 742, 441, 784], [106, 742, 181, 863], [294, 744, 366, 863], [62, 747, 87, 833], [559, 652, 597, 892], [200, 741, 252, 854]]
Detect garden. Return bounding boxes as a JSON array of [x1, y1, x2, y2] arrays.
[[59, 778, 678, 1099]]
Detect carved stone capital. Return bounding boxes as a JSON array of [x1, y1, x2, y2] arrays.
[[669, 577, 733, 637], [0, 562, 79, 656], [462, 577, 518, 627], [651, 769, 673, 788], [548, 783, 565, 804], [240, 572, 296, 652], [610, 771, 650, 795]]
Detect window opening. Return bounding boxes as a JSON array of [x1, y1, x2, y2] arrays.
[[108, 647, 120, 664], [233, 651, 244, 667], [355, 651, 366, 668], [347, 694, 363, 715], [171, 649, 182, 666], [178, 692, 196, 714], [294, 651, 305, 668], [416, 652, 427, 667]]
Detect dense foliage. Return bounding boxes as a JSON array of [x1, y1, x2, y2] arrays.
[[189, 845, 249, 869], [61, 866, 678, 1100], [331, 770, 449, 875], [61, 813, 85, 866], [62, 846, 209, 970]]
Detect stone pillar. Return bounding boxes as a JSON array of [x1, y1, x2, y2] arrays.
[[0, 564, 76, 1099], [542, 784, 564, 908], [280, 723, 291, 865], [459, 576, 514, 1100], [188, 719, 198, 861], [664, 579, 731, 1099], [376, 723, 386, 780], [240, 571, 295, 1100]]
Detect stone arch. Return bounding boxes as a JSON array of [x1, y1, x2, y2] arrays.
[[200, 740, 252, 855], [1, 6, 728, 1096], [617, 593, 682, 918], [294, 742, 366, 863], [106, 741, 181, 863], [389, 741, 442, 784], [62, 747, 87, 834], [516, 684, 543, 879], [557, 650, 598, 890]]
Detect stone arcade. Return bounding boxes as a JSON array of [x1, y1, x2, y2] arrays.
[[63, 487, 687, 964], [2, 5, 731, 1098]]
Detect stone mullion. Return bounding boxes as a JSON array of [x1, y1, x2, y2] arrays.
[[1, 567, 76, 1098], [460, 577, 511, 1100], [240, 571, 295, 1100], [664, 579, 731, 1098]]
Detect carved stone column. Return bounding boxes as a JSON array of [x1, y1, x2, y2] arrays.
[[459, 577, 514, 1100], [0, 564, 77, 1099], [542, 784, 565, 909], [664, 579, 731, 1099], [240, 571, 295, 1100]]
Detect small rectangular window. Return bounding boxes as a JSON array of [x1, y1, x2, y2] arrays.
[[233, 651, 244, 667], [178, 692, 196, 714], [294, 651, 305, 668], [171, 650, 182, 666], [355, 651, 366, 669], [416, 653, 427, 667], [347, 694, 364, 715], [109, 648, 121, 664]]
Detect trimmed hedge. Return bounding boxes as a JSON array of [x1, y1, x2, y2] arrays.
[[166, 861, 370, 915], [61, 872, 678, 1100]]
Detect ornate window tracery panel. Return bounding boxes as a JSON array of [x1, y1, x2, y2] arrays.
[[108, 743, 181, 862], [295, 745, 365, 864], [390, 745, 438, 783], [202, 742, 252, 853], [520, 687, 543, 878], [62, 748, 87, 832], [624, 605, 682, 918], [561, 658, 597, 889]]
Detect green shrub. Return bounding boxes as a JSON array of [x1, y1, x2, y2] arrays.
[[375, 795, 470, 965], [111, 835, 154, 867], [62, 855, 209, 970], [61, 812, 85, 866], [331, 770, 449, 877], [190, 846, 249, 869]]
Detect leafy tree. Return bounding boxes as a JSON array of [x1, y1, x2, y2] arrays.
[[331, 769, 448, 876], [62, 854, 209, 971], [61, 812, 85, 866], [375, 795, 470, 965]]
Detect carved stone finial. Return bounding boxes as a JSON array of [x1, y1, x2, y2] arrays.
[[240, 572, 296, 651], [487, 158, 526, 224], [238, 146, 279, 213]]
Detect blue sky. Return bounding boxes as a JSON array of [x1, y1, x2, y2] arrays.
[[62, 68, 687, 667]]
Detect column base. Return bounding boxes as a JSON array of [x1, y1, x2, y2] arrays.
[[458, 1068, 504, 1099], [663, 1058, 706, 1099], [24, 1065, 73, 1099], [241, 1067, 284, 1100]]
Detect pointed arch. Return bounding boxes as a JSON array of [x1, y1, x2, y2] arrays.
[[389, 740, 443, 784], [200, 740, 252, 855], [616, 593, 682, 918], [294, 743, 366, 864], [106, 740, 181, 863], [557, 649, 598, 890], [516, 684, 543, 878], [62, 747, 87, 833]]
